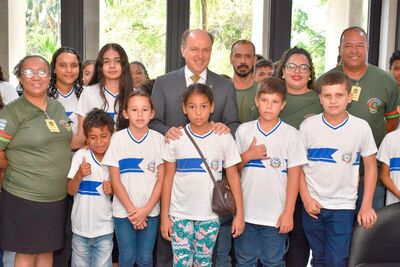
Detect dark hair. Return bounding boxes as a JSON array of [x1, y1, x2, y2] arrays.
[[339, 26, 368, 45], [83, 59, 95, 69], [13, 55, 50, 88], [90, 43, 133, 123], [130, 61, 149, 80], [141, 79, 155, 95], [255, 58, 274, 72], [181, 29, 214, 48], [48, 47, 83, 99], [256, 54, 264, 61], [274, 46, 316, 90], [182, 83, 214, 105], [83, 108, 115, 138], [230, 39, 256, 56], [117, 90, 153, 131], [319, 71, 352, 94], [256, 77, 287, 101], [389, 50, 400, 70], [0, 65, 5, 81]]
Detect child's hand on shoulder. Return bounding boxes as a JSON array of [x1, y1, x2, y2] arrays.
[[231, 214, 245, 238], [211, 122, 230, 135], [244, 137, 268, 161], [276, 211, 293, 234], [303, 196, 323, 219], [102, 180, 113, 195], [78, 156, 91, 178]]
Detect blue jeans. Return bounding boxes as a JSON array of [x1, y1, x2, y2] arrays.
[[303, 208, 354, 267], [71, 233, 113, 267], [0, 249, 3, 267], [235, 223, 287, 267], [114, 216, 159, 267], [213, 219, 232, 267]]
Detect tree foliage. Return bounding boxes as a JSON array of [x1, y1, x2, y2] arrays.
[[26, 0, 60, 62]]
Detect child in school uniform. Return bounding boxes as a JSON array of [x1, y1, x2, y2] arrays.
[[377, 106, 400, 205], [160, 83, 245, 267], [67, 108, 115, 267], [234, 77, 307, 266], [102, 91, 164, 267], [299, 71, 378, 267]]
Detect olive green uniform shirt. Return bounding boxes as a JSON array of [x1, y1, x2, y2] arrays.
[[326, 64, 399, 147], [0, 96, 72, 202], [236, 81, 259, 123], [280, 90, 323, 130]]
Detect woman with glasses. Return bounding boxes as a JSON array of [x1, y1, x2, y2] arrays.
[[274, 46, 323, 267], [0, 55, 73, 267]]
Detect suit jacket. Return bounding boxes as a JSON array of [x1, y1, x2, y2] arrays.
[[150, 67, 240, 135]]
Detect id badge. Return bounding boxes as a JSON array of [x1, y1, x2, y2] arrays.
[[351, 85, 362, 101], [45, 119, 60, 132]]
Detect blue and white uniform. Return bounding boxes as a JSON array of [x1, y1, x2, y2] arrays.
[[57, 87, 79, 133], [377, 129, 400, 205], [235, 119, 307, 226], [68, 148, 113, 238], [300, 113, 377, 209], [76, 84, 118, 122], [102, 128, 164, 218], [162, 124, 241, 221]]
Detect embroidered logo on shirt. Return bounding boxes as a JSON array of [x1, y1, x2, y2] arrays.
[[367, 98, 382, 114], [60, 119, 72, 131], [341, 152, 352, 164], [0, 119, 7, 130], [147, 160, 156, 173], [269, 157, 282, 168], [209, 159, 219, 171]]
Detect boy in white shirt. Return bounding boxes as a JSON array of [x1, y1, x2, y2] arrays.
[[300, 71, 378, 267], [67, 108, 115, 267], [234, 77, 308, 266]]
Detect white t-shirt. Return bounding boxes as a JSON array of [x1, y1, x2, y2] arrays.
[[377, 129, 400, 205], [68, 148, 113, 238], [162, 124, 241, 221], [102, 128, 164, 218], [300, 113, 377, 209], [76, 83, 118, 122], [0, 81, 19, 104], [235, 119, 307, 226], [57, 88, 79, 133]]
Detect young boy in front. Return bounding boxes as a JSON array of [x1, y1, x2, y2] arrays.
[[300, 71, 378, 267], [67, 108, 115, 267], [234, 77, 308, 266]]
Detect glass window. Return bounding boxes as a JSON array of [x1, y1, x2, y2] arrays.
[[26, 0, 61, 61], [291, 0, 369, 77], [190, 0, 254, 77], [99, 0, 167, 78]]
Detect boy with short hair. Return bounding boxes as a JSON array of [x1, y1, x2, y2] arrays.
[[234, 77, 308, 266], [67, 108, 115, 267], [300, 71, 378, 267]]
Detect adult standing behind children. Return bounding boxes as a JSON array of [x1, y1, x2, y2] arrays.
[[0, 55, 73, 267], [275, 46, 323, 267], [320, 26, 399, 210], [150, 28, 240, 267], [230, 39, 258, 123]]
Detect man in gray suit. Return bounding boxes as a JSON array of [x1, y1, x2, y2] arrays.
[[150, 29, 240, 266], [150, 29, 240, 138]]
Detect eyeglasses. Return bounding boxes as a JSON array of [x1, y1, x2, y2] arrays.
[[21, 68, 49, 78], [285, 63, 311, 74]]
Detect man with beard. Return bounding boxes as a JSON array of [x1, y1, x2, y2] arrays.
[[230, 40, 259, 123]]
